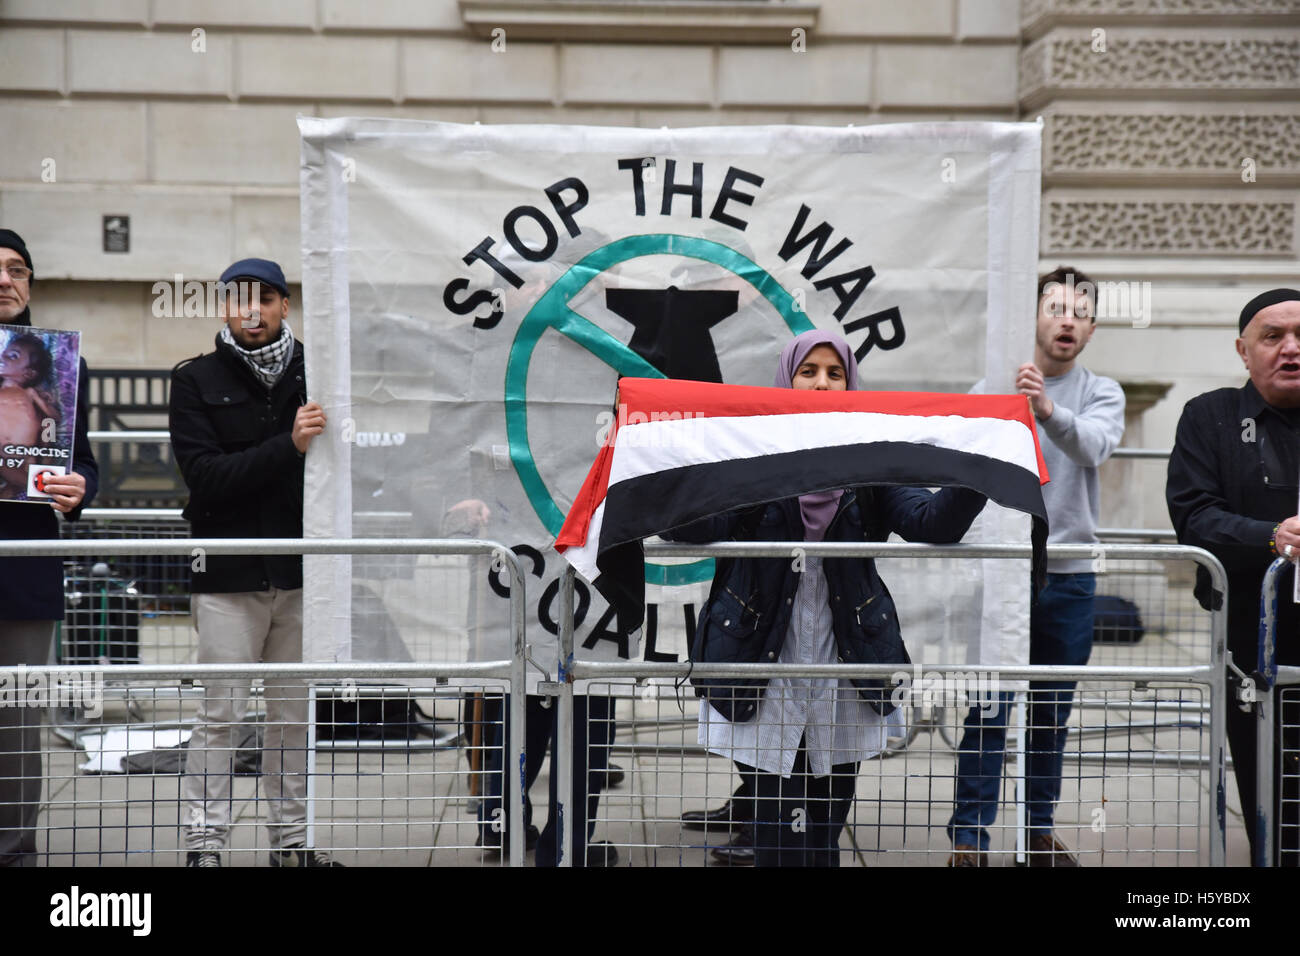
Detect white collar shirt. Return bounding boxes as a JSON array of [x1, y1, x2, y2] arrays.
[[699, 556, 899, 776]]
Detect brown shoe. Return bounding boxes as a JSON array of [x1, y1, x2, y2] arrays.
[[947, 844, 988, 867], [1027, 833, 1079, 867]]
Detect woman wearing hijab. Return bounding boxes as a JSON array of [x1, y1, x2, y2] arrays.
[[666, 330, 987, 866]]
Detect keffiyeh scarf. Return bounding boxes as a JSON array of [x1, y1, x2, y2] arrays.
[[220, 322, 295, 389]]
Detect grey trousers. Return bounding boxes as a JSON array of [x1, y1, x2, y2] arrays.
[[0, 620, 54, 865], [181, 590, 308, 851]]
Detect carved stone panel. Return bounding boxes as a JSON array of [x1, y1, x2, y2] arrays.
[[1021, 33, 1300, 106], [1024, 0, 1300, 22], [1044, 199, 1295, 254], [1045, 112, 1300, 176]]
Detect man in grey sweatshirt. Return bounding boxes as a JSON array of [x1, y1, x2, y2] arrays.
[[948, 266, 1126, 867]]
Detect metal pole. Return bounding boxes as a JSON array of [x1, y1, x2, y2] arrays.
[[1012, 693, 1026, 865], [555, 565, 576, 867], [1107, 448, 1172, 460], [501, 546, 528, 869], [1255, 558, 1287, 867], [88, 430, 173, 441], [16, 661, 518, 680], [1208, 608, 1229, 867], [642, 540, 1218, 564], [0, 536, 527, 558], [306, 684, 318, 849]]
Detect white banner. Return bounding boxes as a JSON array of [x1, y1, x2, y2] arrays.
[[297, 118, 1042, 682]]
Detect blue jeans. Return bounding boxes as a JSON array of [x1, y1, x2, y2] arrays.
[[948, 573, 1096, 850]]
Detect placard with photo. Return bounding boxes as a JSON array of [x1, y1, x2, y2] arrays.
[[0, 324, 80, 503]]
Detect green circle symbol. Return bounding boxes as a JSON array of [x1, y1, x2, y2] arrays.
[[505, 234, 814, 586]]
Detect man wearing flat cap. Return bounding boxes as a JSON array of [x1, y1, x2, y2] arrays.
[[1167, 287, 1300, 866], [0, 229, 97, 866], [169, 258, 337, 867]]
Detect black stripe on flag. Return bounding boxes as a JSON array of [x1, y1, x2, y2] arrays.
[[600, 441, 1045, 549], [589, 441, 1048, 627]]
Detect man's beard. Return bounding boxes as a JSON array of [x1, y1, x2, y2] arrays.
[[1038, 330, 1079, 362], [231, 323, 279, 349]]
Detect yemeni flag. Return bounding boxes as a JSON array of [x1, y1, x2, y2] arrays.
[[555, 377, 1050, 625]]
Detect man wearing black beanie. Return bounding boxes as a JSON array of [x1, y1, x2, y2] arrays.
[[0, 229, 98, 866], [1167, 287, 1300, 866]]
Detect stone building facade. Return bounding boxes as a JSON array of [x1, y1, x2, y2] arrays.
[[1024, 0, 1300, 528], [2, 0, 1298, 525]]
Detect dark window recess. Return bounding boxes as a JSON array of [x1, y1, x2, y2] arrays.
[[87, 368, 187, 509]]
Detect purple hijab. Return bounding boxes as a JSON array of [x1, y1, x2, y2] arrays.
[[774, 330, 860, 542]]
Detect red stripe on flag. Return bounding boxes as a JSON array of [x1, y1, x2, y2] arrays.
[[555, 441, 615, 550]]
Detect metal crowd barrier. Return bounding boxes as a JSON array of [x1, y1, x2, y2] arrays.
[[0, 538, 531, 867], [59, 513, 195, 667], [0, 536, 1237, 867], [555, 541, 1230, 867], [1256, 558, 1300, 867], [56, 511, 431, 667]]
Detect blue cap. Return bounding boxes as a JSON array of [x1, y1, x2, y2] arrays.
[[219, 257, 289, 298]]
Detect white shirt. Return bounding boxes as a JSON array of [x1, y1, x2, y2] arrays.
[[699, 556, 900, 776]]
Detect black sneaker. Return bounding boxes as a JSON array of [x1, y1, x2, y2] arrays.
[[269, 845, 344, 867], [186, 851, 221, 868]]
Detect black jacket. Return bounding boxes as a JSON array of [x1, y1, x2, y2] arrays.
[[168, 334, 306, 593], [1166, 382, 1300, 667], [666, 485, 986, 721], [0, 308, 98, 620]]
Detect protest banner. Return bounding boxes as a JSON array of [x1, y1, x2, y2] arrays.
[[297, 119, 1041, 680]]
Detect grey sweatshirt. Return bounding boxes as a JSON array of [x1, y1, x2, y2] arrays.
[[974, 366, 1126, 572], [1037, 365, 1126, 572]]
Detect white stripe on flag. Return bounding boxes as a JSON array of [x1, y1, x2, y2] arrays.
[[607, 412, 1039, 488], [563, 499, 605, 582]]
